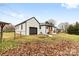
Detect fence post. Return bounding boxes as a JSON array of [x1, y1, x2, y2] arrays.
[[0, 25, 4, 42], [14, 29, 16, 40], [20, 31, 21, 38]]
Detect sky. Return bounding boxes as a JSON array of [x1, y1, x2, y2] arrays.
[[0, 3, 79, 26]]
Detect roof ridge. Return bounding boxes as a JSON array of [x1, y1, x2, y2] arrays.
[[15, 17, 39, 26]]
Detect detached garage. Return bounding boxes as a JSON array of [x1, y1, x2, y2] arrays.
[[29, 27, 37, 35], [15, 17, 40, 35]]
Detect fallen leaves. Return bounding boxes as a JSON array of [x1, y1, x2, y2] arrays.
[[1, 40, 79, 56]]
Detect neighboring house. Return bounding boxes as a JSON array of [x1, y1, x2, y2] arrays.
[[15, 17, 57, 35], [40, 22, 57, 34]]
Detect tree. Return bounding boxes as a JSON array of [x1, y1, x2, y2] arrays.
[[67, 22, 79, 35], [47, 19, 56, 26], [3, 24, 15, 32], [45, 21, 49, 24], [74, 22, 79, 35], [67, 25, 74, 34]]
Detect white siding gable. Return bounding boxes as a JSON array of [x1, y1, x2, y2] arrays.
[[26, 18, 40, 35], [15, 23, 26, 35]]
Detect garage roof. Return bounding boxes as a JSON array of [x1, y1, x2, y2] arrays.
[[15, 17, 40, 27]]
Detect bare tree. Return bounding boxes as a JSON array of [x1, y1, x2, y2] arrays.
[[3, 24, 15, 32], [47, 19, 56, 26]]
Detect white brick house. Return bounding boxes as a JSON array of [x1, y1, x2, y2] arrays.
[[15, 17, 57, 35]]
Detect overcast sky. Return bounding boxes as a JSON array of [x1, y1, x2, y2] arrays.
[[0, 3, 79, 25]]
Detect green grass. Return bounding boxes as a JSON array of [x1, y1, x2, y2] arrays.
[[15, 35, 52, 44], [57, 33, 79, 41], [0, 32, 79, 52], [0, 40, 18, 51]]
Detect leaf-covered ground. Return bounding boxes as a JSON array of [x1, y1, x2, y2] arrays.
[[1, 40, 79, 56]]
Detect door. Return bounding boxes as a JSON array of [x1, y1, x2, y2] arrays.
[[29, 27, 37, 35]]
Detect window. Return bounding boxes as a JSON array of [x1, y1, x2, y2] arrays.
[[21, 24, 23, 30], [40, 26, 41, 29]]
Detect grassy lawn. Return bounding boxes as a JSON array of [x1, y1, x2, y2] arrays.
[[0, 32, 18, 51], [0, 40, 18, 51], [0, 32, 79, 52], [57, 33, 79, 41], [3, 32, 14, 40]]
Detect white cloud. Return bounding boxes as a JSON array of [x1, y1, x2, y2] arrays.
[[61, 0, 79, 8]]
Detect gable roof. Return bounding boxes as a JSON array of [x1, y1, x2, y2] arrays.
[[15, 17, 40, 27]]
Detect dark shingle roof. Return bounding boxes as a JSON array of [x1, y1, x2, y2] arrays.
[[15, 17, 40, 27], [40, 23, 54, 27]]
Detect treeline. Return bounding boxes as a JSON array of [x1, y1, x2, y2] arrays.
[[67, 22, 79, 35]]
